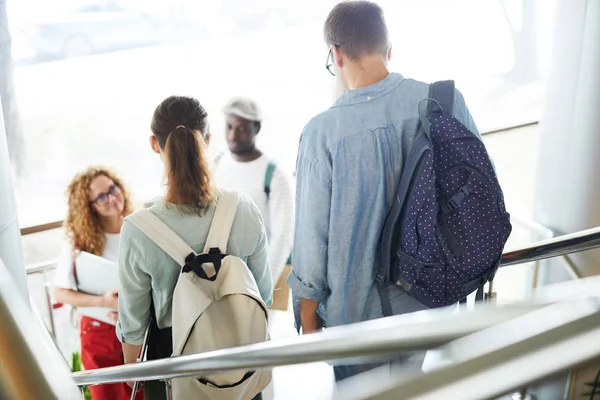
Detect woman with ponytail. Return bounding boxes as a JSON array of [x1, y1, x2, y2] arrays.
[[116, 96, 272, 399]]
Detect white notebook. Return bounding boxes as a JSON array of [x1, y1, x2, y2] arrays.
[[75, 251, 119, 326]]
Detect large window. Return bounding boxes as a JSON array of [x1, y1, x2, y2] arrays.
[[4, 0, 557, 227]]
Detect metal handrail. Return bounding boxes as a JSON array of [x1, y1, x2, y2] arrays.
[[71, 302, 548, 386], [500, 226, 600, 267], [26, 259, 58, 275], [71, 276, 600, 387], [24, 259, 61, 342], [336, 298, 600, 400], [25, 226, 599, 388], [0, 260, 81, 399]]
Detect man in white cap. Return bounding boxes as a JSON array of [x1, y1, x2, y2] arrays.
[[214, 97, 294, 308]]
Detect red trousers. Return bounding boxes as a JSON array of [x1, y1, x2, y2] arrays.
[[80, 316, 143, 400]]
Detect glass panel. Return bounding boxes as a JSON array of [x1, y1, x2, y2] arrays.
[[3, 0, 558, 227]]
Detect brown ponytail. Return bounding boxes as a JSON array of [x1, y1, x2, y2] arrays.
[[151, 96, 215, 213]]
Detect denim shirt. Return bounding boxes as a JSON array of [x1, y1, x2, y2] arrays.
[[287, 73, 479, 329]]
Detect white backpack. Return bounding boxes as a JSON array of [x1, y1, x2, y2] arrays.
[[128, 190, 271, 400]]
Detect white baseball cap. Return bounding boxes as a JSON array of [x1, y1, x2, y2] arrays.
[[222, 97, 263, 122]]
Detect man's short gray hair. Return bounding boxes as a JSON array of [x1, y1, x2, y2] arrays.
[[324, 1, 389, 61]]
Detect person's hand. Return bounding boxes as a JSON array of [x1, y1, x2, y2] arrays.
[[107, 311, 119, 324], [101, 289, 118, 310], [299, 298, 323, 334], [126, 358, 144, 391], [301, 313, 323, 335]]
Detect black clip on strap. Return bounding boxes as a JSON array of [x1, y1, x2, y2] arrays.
[[183, 248, 224, 281]]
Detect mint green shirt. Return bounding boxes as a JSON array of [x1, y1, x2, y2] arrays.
[[117, 193, 273, 345]]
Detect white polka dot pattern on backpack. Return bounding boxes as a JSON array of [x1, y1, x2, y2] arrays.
[[385, 108, 512, 307]]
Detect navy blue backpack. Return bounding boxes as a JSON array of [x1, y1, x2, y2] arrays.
[[379, 80, 512, 312]]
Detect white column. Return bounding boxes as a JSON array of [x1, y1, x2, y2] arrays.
[[0, 97, 28, 300], [533, 0, 600, 281]]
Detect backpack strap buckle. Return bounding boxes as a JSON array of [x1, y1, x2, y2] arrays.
[[447, 185, 470, 211], [183, 249, 225, 281]]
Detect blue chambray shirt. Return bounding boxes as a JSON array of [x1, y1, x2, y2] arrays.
[[287, 73, 480, 329]]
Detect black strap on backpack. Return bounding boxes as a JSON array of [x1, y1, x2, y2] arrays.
[[428, 82, 466, 259], [264, 161, 277, 200], [215, 154, 292, 265], [428, 80, 454, 116], [378, 80, 455, 318], [214, 152, 277, 201], [142, 301, 173, 400]]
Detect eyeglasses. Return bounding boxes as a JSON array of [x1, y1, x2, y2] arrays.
[[326, 48, 335, 76], [326, 44, 340, 76], [90, 185, 121, 206]]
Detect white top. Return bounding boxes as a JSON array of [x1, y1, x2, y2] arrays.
[[54, 233, 121, 291], [214, 153, 294, 282]]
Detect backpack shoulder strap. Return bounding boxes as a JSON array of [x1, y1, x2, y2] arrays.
[[203, 189, 240, 253], [419, 80, 456, 136], [264, 161, 277, 200], [428, 80, 455, 116], [127, 210, 194, 267]]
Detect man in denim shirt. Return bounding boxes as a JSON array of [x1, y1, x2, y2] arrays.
[[287, 0, 480, 381]]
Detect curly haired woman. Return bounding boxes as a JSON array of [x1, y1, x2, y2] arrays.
[[53, 167, 142, 400]]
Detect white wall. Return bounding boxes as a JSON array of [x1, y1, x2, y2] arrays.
[[0, 96, 28, 301]]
